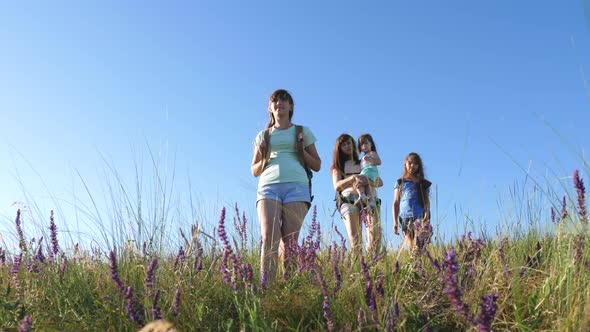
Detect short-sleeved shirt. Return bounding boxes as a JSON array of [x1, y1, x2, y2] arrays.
[[253, 125, 316, 188], [395, 179, 429, 218]]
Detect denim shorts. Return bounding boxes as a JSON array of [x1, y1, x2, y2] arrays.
[[338, 194, 359, 218], [257, 183, 311, 205], [399, 216, 423, 233]]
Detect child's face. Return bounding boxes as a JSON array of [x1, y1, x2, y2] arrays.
[[359, 140, 372, 153], [405, 159, 420, 174]]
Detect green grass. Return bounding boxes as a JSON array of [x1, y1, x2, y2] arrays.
[[1, 189, 589, 331]]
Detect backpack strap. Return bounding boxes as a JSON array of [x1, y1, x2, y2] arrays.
[[295, 125, 314, 202], [260, 128, 272, 171]]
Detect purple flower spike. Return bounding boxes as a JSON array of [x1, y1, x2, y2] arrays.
[[561, 195, 568, 221], [173, 288, 181, 317], [323, 296, 335, 332], [108, 250, 125, 293], [573, 169, 587, 224], [444, 247, 473, 324], [49, 210, 59, 257], [11, 253, 23, 275], [151, 289, 162, 320], [15, 209, 26, 252], [357, 307, 365, 328], [18, 315, 32, 332], [332, 257, 341, 296], [145, 258, 157, 296], [124, 286, 145, 326], [173, 246, 185, 271], [59, 255, 68, 281], [476, 293, 499, 332], [261, 269, 268, 289]]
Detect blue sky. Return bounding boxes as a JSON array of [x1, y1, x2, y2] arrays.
[[1, 1, 589, 250]]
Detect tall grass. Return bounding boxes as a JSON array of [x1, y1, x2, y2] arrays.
[[0, 164, 588, 331]]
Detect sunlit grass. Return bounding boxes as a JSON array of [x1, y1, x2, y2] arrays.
[[0, 164, 588, 331]]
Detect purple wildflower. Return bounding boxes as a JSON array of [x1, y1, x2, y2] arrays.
[[261, 269, 268, 290], [323, 296, 335, 332], [244, 263, 254, 289], [385, 300, 399, 331], [444, 247, 473, 324], [35, 237, 46, 264], [498, 238, 508, 272], [375, 274, 385, 298], [334, 225, 347, 253], [11, 253, 23, 275], [173, 287, 181, 317], [415, 219, 433, 252], [357, 307, 365, 329], [49, 210, 59, 257], [15, 209, 26, 252], [332, 257, 341, 296], [424, 248, 442, 272], [561, 195, 568, 221], [151, 289, 162, 320], [573, 234, 585, 263], [59, 254, 67, 281], [476, 292, 499, 332], [124, 286, 145, 326], [108, 250, 125, 293], [145, 258, 157, 296], [173, 246, 185, 271], [574, 169, 587, 224], [551, 207, 556, 224], [18, 315, 32, 332], [361, 256, 376, 312], [194, 234, 203, 272]]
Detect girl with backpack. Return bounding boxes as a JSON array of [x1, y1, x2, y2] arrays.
[[393, 152, 432, 251], [251, 89, 321, 283]]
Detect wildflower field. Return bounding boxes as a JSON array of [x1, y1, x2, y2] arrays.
[[0, 169, 588, 331]]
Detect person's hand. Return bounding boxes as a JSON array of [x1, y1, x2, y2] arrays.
[[393, 224, 399, 235], [297, 132, 305, 146], [258, 140, 268, 157]]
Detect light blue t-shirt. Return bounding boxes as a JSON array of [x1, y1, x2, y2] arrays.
[[253, 125, 316, 188]]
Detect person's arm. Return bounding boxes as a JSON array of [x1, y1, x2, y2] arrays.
[[393, 186, 401, 235], [423, 187, 430, 222], [372, 177, 383, 188], [303, 143, 321, 172], [332, 168, 357, 192], [366, 151, 382, 166], [250, 140, 267, 177]]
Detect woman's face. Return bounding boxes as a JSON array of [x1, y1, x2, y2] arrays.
[[269, 97, 292, 120], [340, 139, 353, 156]]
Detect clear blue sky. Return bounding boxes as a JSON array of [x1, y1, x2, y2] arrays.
[[1, 1, 589, 250]]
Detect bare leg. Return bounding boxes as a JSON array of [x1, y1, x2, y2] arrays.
[[341, 205, 362, 256], [403, 228, 416, 252], [257, 199, 282, 283], [280, 201, 309, 274], [366, 208, 382, 256]]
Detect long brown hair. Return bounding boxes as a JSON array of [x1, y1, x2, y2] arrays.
[[402, 152, 425, 180], [358, 133, 377, 152], [266, 89, 294, 128], [331, 134, 359, 173]]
